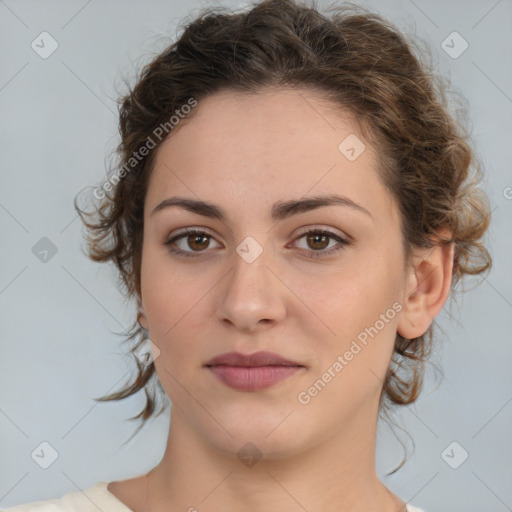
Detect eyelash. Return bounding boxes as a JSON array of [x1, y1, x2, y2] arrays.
[[163, 227, 351, 259]]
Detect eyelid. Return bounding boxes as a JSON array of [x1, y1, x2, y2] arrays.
[[166, 226, 217, 240], [165, 225, 347, 244], [292, 224, 349, 240]]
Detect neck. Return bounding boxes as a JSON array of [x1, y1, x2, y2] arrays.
[[147, 398, 405, 512]]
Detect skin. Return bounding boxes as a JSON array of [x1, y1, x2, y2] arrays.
[[107, 86, 454, 512]]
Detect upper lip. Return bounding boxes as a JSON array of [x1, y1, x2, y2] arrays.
[[204, 351, 303, 367]]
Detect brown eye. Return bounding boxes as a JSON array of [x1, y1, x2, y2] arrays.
[[293, 229, 351, 259], [187, 233, 210, 251], [306, 232, 330, 251], [164, 228, 221, 257]]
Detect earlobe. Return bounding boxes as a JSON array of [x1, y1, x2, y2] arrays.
[[397, 235, 454, 340]]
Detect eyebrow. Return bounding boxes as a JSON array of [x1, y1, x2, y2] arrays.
[[150, 194, 372, 221]]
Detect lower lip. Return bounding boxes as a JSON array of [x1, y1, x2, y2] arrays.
[[207, 365, 303, 391]]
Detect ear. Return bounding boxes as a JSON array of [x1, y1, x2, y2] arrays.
[[397, 229, 455, 339], [137, 297, 149, 329]]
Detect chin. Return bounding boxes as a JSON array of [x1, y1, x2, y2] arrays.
[[196, 411, 312, 462]]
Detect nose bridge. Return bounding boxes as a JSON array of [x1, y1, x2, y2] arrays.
[[216, 237, 285, 329]]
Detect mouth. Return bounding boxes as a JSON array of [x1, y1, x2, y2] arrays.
[[204, 351, 305, 391], [206, 364, 303, 391]]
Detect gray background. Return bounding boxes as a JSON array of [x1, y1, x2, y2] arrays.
[[1, 1, 511, 511]]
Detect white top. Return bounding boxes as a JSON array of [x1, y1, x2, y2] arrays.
[[1, 482, 427, 512]]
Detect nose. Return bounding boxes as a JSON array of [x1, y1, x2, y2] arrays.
[[215, 245, 287, 333]]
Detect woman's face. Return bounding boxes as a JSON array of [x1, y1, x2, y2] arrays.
[[139, 87, 410, 458]]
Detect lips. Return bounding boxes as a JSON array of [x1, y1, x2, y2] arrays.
[[204, 350, 303, 368], [204, 351, 304, 391]]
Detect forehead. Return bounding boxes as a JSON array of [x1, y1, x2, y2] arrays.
[[159, 87, 364, 169], [147, 87, 398, 224]]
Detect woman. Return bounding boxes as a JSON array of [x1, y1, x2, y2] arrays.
[[5, 0, 491, 511]]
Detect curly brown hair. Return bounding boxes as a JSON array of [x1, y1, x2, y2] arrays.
[[76, 0, 491, 463]]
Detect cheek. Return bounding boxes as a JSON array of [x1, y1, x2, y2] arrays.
[[295, 277, 401, 414], [293, 257, 401, 333], [293, 250, 404, 379], [140, 249, 190, 333], [140, 248, 216, 360]]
